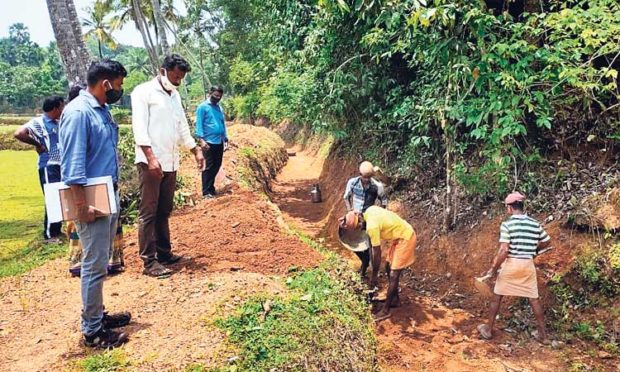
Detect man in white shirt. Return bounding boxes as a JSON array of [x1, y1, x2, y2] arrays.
[[131, 54, 205, 278]]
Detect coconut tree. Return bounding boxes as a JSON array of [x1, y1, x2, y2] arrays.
[[119, 47, 151, 75], [150, 0, 169, 55], [45, 0, 91, 84], [82, 0, 118, 58], [113, 0, 159, 72]]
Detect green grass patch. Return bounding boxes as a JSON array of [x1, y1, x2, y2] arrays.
[[213, 250, 376, 371], [0, 125, 20, 133], [0, 127, 31, 150], [0, 115, 32, 126], [73, 349, 130, 372], [0, 150, 66, 277]]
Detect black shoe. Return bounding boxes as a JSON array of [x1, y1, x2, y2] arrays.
[[83, 327, 128, 349], [102, 311, 131, 329], [143, 262, 173, 278], [158, 254, 187, 266]]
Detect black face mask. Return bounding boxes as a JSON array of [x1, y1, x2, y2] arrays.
[[210, 96, 221, 104], [105, 87, 124, 104]]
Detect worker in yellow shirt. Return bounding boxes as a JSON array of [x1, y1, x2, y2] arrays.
[[340, 206, 417, 321]]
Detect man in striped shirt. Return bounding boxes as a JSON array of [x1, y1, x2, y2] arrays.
[[478, 192, 551, 344], [13, 96, 65, 242]]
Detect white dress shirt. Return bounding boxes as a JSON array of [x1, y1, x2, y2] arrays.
[[131, 78, 197, 172]]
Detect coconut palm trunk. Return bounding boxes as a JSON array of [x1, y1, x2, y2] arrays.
[[46, 0, 91, 84], [150, 0, 170, 55], [132, 0, 159, 72]]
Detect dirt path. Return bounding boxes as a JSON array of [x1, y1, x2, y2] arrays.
[[271, 146, 570, 371], [0, 178, 322, 371], [271, 145, 327, 237]]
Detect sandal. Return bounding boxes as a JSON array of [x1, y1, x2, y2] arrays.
[[143, 262, 173, 278], [477, 324, 493, 340]]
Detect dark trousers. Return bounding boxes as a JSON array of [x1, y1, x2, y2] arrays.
[[137, 163, 176, 267], [201, 143, 224, 196], [38, 164, 62, 239], [355, 249, 370, 270]]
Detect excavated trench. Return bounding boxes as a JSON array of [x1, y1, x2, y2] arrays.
[[268, 139, 573, 371]]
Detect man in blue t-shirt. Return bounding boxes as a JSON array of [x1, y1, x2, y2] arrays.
[[195, 86, 228, 198], [13, 96, 65, 242]]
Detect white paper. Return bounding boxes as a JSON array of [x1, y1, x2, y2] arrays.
[[44, 176, 117, 223]]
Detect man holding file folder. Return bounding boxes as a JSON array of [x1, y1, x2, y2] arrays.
[[59, 60, 131, 349]]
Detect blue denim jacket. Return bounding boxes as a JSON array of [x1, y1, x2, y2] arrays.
[[59, 90, 119, 185]]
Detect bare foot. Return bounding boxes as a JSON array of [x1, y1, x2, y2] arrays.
[[533, 331, 550, 345], [477, 324, 492, 340]]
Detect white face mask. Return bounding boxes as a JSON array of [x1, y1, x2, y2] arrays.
[[160, 70, 177, 91]]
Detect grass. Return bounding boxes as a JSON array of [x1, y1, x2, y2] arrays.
[[71, 349, 130, 372], [212, 240, 376, 371], [0, 150, 66, 277], [0, 125, 20, 133]]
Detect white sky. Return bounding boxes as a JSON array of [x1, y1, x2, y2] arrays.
[[0, 0, 185, 47]]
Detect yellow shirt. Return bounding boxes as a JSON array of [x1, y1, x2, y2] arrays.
[[363, 206, 414, 247]]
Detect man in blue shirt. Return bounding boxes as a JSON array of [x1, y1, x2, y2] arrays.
[[59, 60, 131, 349], [13, 96, 65, 242], [195, 86, 228, 198]]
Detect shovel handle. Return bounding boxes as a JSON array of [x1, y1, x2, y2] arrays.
[[537, 246, 555, 255]]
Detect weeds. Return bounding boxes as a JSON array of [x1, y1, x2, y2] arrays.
[[213, 242, 376, 371], [575, 247, 620, 296], [573, 321, 606, 343], [75, 349, 130, 372]]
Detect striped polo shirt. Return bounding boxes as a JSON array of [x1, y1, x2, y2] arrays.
[[499, 214, 550, 259], [24, 114, 61, 168]]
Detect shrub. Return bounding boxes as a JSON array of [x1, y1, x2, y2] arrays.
[[110, 107, 131, 125]]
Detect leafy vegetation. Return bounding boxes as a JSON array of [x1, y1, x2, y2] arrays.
[[214, 255, 376, 371], [0, 24, 66, 112], [211, 0, 619, 208], [547, 242, 620, 353]]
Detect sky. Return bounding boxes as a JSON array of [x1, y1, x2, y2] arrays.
[[0, 0, 184, 47]]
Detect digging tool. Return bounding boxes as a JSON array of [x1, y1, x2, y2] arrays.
[[473, 274, 494, 298], [474, 247, 553, 298], [537, 246, 555, 256]]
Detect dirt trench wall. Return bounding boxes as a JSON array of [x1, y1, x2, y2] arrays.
[[222, 124, 288, 193], [318, 149, 359, 248], [314, 144, 591, 304]]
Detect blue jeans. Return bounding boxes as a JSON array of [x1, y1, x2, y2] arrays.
[[76, 191, 119, 336]]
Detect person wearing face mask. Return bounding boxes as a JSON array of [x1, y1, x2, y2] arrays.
[[131, 54, 205, 278], [13, 96, 65, 243], [59, 59, 131, 349], [195, 86, 227, 198]]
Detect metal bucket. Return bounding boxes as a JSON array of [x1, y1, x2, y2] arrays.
[[310, 184, 322, 203], [338, 226, 370, 252]]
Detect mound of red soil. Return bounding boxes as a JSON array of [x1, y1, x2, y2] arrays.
[[123, 187, 323, 275]]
